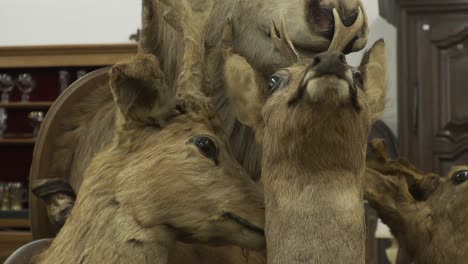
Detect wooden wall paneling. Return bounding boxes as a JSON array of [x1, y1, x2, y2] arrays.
[[398, 0, 468, 175]]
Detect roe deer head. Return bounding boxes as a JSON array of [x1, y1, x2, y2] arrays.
[[223, 11, 387, 263], [35, 0, 264, 263], [366, 139, 468, 264]]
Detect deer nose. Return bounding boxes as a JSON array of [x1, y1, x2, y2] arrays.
[[310, 52, 348, 78], [309, 1, 360, 41]]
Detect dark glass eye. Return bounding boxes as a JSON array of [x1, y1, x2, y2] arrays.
[[353, 70, 364, 87], [452, 170, 468, 185], [268, 75, 282, 94], [194, 136, 218, 164]]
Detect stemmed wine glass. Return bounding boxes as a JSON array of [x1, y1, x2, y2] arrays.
[[0, 74, 14, 102], [0, 108, 7, 138], [17, 73, 35, 102]]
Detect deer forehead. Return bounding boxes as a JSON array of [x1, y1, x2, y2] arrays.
[[166, 112, 227, 140]]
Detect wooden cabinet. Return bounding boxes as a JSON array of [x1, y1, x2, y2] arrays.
[[398, 0, 468, 175], [0, 43, 136, 262]]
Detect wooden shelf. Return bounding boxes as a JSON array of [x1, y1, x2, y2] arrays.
[[0, 138, 35, 145], [0, 43, 137, 68], [0, 101, 53, 109], [0, 218, 29, 230], [0, 210, 29, 229]]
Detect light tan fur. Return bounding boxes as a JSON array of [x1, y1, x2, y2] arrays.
[[48, 0, 369, 191], [138, 0, 370, 179], [365, 139, 468, 264], [224, 39, 387, 263], [39, 1, 370, 263], [35, 1, 265, 263]]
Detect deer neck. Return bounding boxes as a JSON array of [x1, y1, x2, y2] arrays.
[[261, 152, 366, 264], [38, 165, 175, 264]]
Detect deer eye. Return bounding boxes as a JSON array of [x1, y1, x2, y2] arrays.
[[452, 170, 468, 185], [194, 136, 218, 164], [268, 75, 283, 95], [353, 69, 364, 87]]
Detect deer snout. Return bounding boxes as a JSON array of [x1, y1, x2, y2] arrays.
[[299, 52, 354, 104], [310, 52, 348, 77]]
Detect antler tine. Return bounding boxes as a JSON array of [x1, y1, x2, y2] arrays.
[[271, 16, 301, 64], [160, 0, 214, 97], [138, 0, 154, 54], [328, 7, 364, 52]]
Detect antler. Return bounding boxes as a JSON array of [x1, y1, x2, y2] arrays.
[[271, 16, 301, 64], [160, 0, 214, 97], [328, 7, 364, 52], [138, 0, 155, 54]]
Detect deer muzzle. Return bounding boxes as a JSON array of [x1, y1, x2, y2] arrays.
[[297, 52, 356, 106]]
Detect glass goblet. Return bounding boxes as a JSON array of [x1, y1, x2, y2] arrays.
[[28, 111, 44, 137], [0, 108, 7, 138], [0, 74, 14, 102], [17, 73, 35, 102]]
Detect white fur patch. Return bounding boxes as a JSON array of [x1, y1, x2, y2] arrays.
[[306, 77, 350, 103]]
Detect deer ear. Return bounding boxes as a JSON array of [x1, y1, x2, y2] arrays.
[[365, 168, 433, 242], [31, 178, 76, 229], [364, 168, 419, 233], [109, 54, 176, 126], [360, 39, 387, 123], [224, 50, 265, 142]]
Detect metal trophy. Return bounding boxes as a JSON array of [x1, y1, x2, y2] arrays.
[[28, 111, 44, 137], [17, 73, 35, 102], [76, 70, 87, 80], [9, 182, 24, 211], [0, 108, 7, 138], [59, 70, 71, 94], [0, 74, 14, 102]]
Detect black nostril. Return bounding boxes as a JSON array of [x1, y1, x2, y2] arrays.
[[310, 53, 348, 78], [312, 55, 322, 67], [338, 53, 346, 64]]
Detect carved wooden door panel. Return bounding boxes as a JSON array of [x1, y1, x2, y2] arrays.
[[430, 27, 468, 174], [398, 4, 468, 175]]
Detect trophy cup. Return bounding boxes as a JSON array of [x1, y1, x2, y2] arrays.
[[9, 182, 24, 211], [0, 74, 14, 102], [76, 70, 87, 80], [0, 183, 9, 211], [0, 108, 7, 138], [59, 70, 70, 94], [17, 73, 35, 102], [28, 111, 44, 137]]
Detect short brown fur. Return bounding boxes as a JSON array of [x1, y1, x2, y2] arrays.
[[48, 0, 370, 191], [365, 139, 468, 264], [224, 27, 387, 262], [38, 1, 371, 262], [34, 1, 265, 263]]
